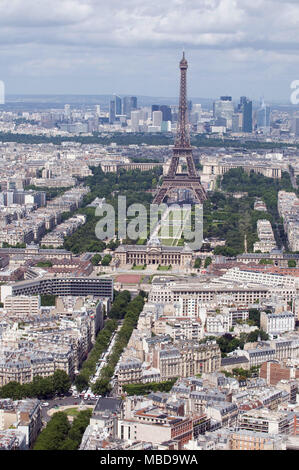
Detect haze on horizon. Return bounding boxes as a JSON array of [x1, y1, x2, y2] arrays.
[[0, 0, 298, 103]]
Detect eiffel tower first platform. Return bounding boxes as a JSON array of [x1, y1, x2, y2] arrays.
[[153, 53, 207, 205]]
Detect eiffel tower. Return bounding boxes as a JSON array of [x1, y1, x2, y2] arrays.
[[153, 53, 207, 205]]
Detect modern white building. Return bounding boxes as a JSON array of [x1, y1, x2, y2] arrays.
[[260, 311, 295, 336]]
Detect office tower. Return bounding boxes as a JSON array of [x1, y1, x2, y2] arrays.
[[130, 110, 141, 132], [239, 96, 252, 132], [87, 118, 98, 133], [160, 105, 172, 122], [109, 95, 122, 124], [123, 96, 137, 117], [192, 103, 202, 115], [95, 105, 101, 117], [152, 105, 160, 113], [109, 100, 116, 124], [123, 97, 130, 116], [161, 121, 172, 132], [64, 104, 71, 119], [257, 99, 271, 133], [232, 113, 243, 132], [131, 96, 137, 110], [213, 96, 234, 129], [153, 53, 207, 205], [191, 104, 202, 126], [293, 117, 299, 137], [152, 110, 163, 127], [114, 95, 122, 115]]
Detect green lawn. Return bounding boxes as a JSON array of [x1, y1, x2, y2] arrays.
[[131, 265, 145, 270], [157, 265, 172, 271], [137, 239, 147, 245], [64, 408, 80, 417], [160, 238, 175, 246]]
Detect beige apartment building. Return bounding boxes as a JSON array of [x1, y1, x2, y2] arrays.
[[229, 430, 286, 450], [153, 342, 221, 380], [4, 295, 41, 317]]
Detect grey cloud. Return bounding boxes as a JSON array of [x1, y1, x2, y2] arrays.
[[0, 0, 298, 100]]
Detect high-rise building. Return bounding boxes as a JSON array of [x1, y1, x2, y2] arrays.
[[192, 103, 202, 116], [109, 100, 116, 124], [114, 95, 122, 115], [130, 110, 141, 132], [64, 104, 71, 119], [123, 96, 138, 117], [152, 110, 163, 128], [152, 104, 160, 113], [95, 105, 101, 117], [232, 113, 243, 132], [239, 96, 252, 133], [293, 117, 299, 137], [109, 95, 122, 123], [213, 96, 234, 129], [151, 105, 172, 123], [257, 99, 271, 133], [159, 105, 172, 122]]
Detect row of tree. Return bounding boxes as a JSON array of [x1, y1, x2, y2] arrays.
[[74, 318, 118, 392], [0, 370, 71, 400], [123, 379, 177, 396], [92, 293, 146, 396], [2, 131, 299, 151], [75, 290, 132, 392]]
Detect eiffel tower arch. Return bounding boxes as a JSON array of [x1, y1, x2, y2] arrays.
[[153, 53, 207, 205]]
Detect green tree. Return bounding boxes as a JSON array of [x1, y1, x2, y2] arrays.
[[194, 258, 202, 268], [91, 254, 102, 265], [101, 254, 112, 266], [52, 370, 71, 395], [248, 308, 260, 327], [92, 378, 112, 396], [33, 412, 71, 451], [288, 260, 296, 268]]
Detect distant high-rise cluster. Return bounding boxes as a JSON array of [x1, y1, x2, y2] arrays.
[[109, 95, 138, 124], [212, 95, 253, 133]]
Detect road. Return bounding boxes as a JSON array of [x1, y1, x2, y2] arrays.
[[89, 321, 122, 386], [41, 320, 123, 426]]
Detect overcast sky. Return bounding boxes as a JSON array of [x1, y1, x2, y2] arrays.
[[1, 0, 299, 102]]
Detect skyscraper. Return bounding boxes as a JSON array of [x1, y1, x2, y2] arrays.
[[123, 96, 138, 117], [95, 105, 101, 117], [239, 96, 252, 133], [152, 104, 160, 114], [64, 104, 71, 119], [114, 95, 122, 115], [109, 95, 122, 123], [292, 117, 299, 137], [213, 96, 234, 129], [109, 100, 116, 124], [160, 105, 172, 122], [257, 99, 270, 133], [152, 110, 163, 128], [130, 110, 141, 132]]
